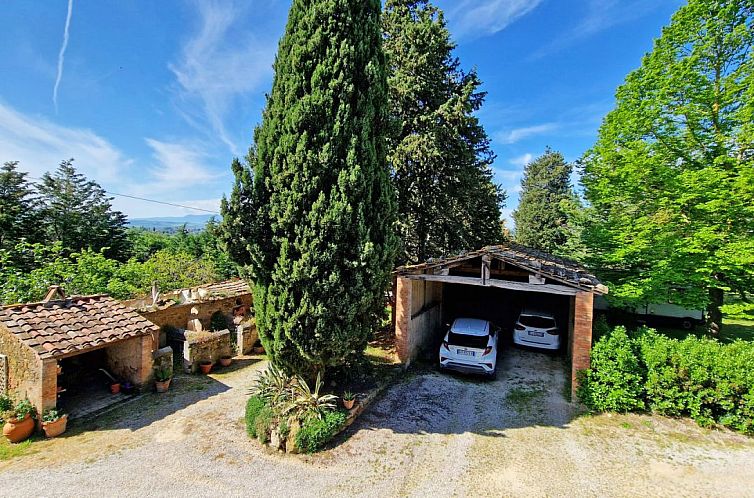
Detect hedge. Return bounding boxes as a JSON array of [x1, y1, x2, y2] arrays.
[[245, 395, 266, 439], [579, 326, 754, 435], [295, 410, 348, 454]]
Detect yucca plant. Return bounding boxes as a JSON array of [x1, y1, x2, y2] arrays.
[[251, 364, 294, 408], [285, 373, 338, 421]]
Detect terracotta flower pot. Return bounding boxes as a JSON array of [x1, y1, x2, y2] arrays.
[[219, 357, 232, 367], [155, 378, 171, 393], [199, 362, 213, 375], [42, 415, 68, 438], [110, 383, 121, 394], [343, 399, 355, 410], [3, 414, 35, 443]]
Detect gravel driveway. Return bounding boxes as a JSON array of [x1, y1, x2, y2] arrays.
[[1, 350, 753, 498]]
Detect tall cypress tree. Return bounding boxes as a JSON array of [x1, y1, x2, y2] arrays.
[[219, 155, 254, 268], [246, 0, 397, 377], [383, 0, 505, 264], [513, 149, 574, 254]]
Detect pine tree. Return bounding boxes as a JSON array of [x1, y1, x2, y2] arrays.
[[383, 0, 505, 263], [38, 160, 129, 260], [513, 149, 574, 254], [0, 161, 40, 252], [245, 0, 397, 378], [582, 0, 754, 334]]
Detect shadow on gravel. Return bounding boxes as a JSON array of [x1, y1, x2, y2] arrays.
[[344, 347, 582, 439], [61, 357, 264, 437]]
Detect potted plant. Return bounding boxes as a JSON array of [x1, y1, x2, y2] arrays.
[[41, 409, 68, 438], [2, 399, 37, 443], [342, 391, 356, 410], [219, 355, 233, 367], [154, 365, 173, 393], [199, 360, 213, 375], [110, 382, 121, 394]]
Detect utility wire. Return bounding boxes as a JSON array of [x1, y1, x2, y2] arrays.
[[26, 175, 221, 215]]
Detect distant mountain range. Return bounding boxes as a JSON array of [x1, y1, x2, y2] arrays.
[[127, 214, 220, 232]]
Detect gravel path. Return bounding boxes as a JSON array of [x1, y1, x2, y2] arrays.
[[1, 350, 752, 498]]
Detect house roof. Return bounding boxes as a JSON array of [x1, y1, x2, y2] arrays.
[[0, 293, 158, 360], [395, 243, 607, 294]]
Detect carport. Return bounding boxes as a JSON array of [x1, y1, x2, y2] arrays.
[[393, 244, 608, 396]]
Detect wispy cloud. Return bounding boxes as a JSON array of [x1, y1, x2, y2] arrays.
[[53, 0, 74, 113], [508, 153, 533, 168], [145, 138, 220, 192], [446, 0, 543, 40], [496, 123, 558, 144], [169, 1, 276, 154], [531, 0, 662, 59]]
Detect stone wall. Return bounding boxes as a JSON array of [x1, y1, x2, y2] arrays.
[[0, 354, 7, 394], [136, 294, 253, 349], [182, 330, 233, 373], [106, 335, 154, 388], [0, 323, 43, 407], [236, 320, 259, 355]]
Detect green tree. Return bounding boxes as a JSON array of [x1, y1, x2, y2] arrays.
[[245, 0, 397, 378], [38, 160, 129, 260], [582, 0, 754, 334], [383, 0, 505, 263], [219, 156, 255, 267], [0, 161, 40, 252], [513, 149, 574, 254]]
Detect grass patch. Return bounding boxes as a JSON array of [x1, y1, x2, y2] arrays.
[[506, 386, 545, 412], [0, 437, 36, 461]]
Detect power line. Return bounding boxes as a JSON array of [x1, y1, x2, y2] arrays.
[[26, 175, 221, 215]]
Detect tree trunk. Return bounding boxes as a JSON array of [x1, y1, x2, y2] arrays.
[[707, 287, 724, 337]]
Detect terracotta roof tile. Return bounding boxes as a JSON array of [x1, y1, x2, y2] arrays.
[[0, 295, 158, 359]]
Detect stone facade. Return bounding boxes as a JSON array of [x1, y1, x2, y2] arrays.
[[181, 330, 233, 373], [236, 321, 259, 356], [106, 335, 154, 388], [0, 354, 7, 394], [0, 323, 44, 408]]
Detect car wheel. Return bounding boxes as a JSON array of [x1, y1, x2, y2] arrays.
[[681, 319, 694, 330]]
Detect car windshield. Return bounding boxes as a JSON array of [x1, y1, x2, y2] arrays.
[[519, 315, 556, 329], [448, 331, 489, 349]]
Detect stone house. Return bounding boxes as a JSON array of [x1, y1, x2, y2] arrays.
[[0, 287, 158, 416]]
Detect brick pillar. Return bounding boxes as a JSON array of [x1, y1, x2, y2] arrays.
[[40, 358, 58, 415], [395, 277, 412, 366], [136, 334, 154, 387], [571, 291, 594, 399]]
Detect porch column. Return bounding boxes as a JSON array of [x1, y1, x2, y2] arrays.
[[394, 277, 412, 366], [571, 291, 594, 399]]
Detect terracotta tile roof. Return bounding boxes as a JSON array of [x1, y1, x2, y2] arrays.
[[0, 295, 158, 359], [194, 280, 251, 299], [395, 243, 608, 294]]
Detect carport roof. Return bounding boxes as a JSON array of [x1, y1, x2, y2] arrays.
[[0, 291, 158, 360], [395, 243, 607, 294]]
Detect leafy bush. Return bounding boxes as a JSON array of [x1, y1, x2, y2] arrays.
[[254, 406, 275, 444], [210, 311, 229, 332], [12, 399, 36, 421], [245, 395, 266, 439], [0, 395, 11, 413], [578, 326, 645, 412], [42, 408, 64, 423], [295, 410, 347, 454], [580, 325, 754, 434], [154, 365, 173, 382]]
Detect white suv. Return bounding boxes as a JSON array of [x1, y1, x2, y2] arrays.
[[439, 318, 499, 378], [513, 310, 560, 350]]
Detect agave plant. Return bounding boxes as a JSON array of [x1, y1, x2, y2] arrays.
[[285, 373, 338, 421], [251, 363, 294, 407]]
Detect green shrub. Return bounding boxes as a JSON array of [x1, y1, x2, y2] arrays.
[[245, 395, 266, 439], [0, 395, 11, 413], [581, 325, 754, 435], [254, 406, 275, 444], [295, 410, 347, 454], [578, 326, 645, 412]]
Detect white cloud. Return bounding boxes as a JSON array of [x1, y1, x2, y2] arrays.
[[447, 0, 543, 40], [53, 0, 74, 112], [169, 1, 276, 154], [144, 138, 219, 192], [509, 153, 533, 168], [0, 101, 225, 218], [531, 0, 662, 58], [496, 123, 558, 144], [0, 101, 129, 183]]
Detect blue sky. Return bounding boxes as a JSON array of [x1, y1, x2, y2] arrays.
[[0, 0, 684, 222]]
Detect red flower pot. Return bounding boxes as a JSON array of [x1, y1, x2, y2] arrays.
[[110, 383, 121, 394], [42, 415, 68, 438], [219, 357, 232, 367], [3, 414, 35, 443], [199, 362, 213, 375], [155, 379, 172, 393]]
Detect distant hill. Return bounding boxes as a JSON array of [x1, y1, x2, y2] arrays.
[[127, 214, 219, 232]]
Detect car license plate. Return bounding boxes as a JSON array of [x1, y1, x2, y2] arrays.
[[528, 331, 545, 337], [457, 349, 475, 357]]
